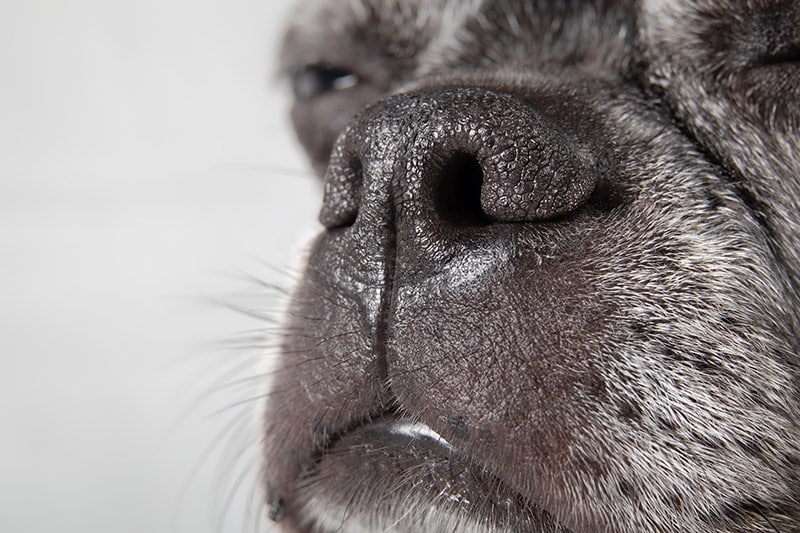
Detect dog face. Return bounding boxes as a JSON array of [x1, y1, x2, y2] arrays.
[[264, 1, 800, 531]]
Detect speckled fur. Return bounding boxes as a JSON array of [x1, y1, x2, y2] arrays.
[[265, 1, 800, 531]]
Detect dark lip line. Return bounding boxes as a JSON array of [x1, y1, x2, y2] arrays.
[[267, 405, 399, 524], [288, 410, 570, 533], [305, 404, 401, 472], [267, 408, 397, 525], [268, 407, 402, 526]]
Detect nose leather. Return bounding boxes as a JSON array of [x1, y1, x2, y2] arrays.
[[319, 87, 600, 231]]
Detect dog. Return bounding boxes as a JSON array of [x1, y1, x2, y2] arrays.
[[262, 0, 800, 531]]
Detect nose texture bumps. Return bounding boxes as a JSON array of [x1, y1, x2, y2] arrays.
[[319, 87, 600, 230]]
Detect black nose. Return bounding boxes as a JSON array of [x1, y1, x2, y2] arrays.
[[319, 87, 601, 230]]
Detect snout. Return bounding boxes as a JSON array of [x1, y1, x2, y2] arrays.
[[265, 83, 623, 531], [310, 85, 615, 353]]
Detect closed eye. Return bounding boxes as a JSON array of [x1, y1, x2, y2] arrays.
[[760, 42, 800, 65], [291, 63, 359, 100]]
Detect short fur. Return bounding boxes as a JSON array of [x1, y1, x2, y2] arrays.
[[263, 1, 800, 531]]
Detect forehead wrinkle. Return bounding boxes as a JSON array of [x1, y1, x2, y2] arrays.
[[414, 0, 488, 75], [415, 0, 634, 78]]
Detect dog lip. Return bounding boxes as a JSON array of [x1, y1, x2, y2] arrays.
[[359, 417, 456, 451], [305, 413, 459, 475], [284, 413, 566, 532]]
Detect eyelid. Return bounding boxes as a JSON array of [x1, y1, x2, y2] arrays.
[[760, 42, 800, 65], [291, 63, 360, 100]]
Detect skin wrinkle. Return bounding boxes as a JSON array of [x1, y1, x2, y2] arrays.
[[263, 0, 800, 531]]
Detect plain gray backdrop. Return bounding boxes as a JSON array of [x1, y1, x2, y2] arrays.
[[0, 0, 311, 531]]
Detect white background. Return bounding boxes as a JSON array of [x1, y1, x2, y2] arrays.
[[0, 0, 313, 531]]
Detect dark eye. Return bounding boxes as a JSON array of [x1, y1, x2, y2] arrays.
[[761, 42, 800, 65], [291, 64, 359, 100]]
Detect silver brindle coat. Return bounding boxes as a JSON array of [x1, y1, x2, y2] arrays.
[[263, 0, 800, 531]]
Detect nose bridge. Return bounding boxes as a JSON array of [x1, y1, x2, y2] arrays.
[[319, 86, 599, 235]]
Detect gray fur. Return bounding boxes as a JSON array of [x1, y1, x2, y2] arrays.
[[264, 0, 800, 531]]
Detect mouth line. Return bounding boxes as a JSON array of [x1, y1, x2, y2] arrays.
[[287, 412, 566, 532], [375, 418, 456, 450]]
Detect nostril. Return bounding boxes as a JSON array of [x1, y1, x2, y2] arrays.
[[436, 152, 491, 226], [319, 88, 606, 231], [587, 176, 625, 213], [320, 154, 363, 229]]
